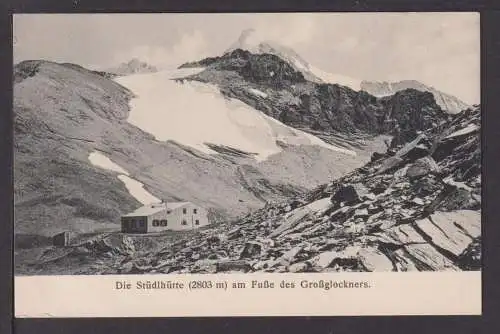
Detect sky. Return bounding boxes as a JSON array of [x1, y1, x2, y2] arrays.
[[13, 13, 480, 104]]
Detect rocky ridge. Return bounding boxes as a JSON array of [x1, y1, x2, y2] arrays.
[[361, 80, 471, 114]]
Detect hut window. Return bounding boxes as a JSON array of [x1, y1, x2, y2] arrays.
[[160, 220, 168, 226], [183, 208, 187, 214], [167, 210, 171, 214], [195, 220, 200, 225], [193, 208, 197, 214], [152, 220, 159, 227], [181, 220, 187, 225]]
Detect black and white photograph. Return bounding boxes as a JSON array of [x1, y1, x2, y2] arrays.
[[13, 13, 480, 277]]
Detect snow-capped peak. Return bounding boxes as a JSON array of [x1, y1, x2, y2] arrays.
[[225, 29, 362, 90]]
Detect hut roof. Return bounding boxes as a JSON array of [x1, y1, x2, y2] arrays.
[[122, 201, 190, 217]]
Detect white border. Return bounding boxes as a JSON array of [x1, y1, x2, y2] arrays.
[[15, 272, 481, 317]]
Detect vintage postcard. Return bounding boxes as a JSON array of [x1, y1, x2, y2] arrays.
[[13, 12, 481, 317]]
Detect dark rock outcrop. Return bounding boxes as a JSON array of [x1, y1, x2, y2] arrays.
[[361, 79, 471, 114]]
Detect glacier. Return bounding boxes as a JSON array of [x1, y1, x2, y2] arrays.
[[114, 68, 355, 161]]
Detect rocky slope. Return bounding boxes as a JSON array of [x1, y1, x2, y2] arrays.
[[361, 80, 471, 114], [14, 46, 455, 236], [18, 105, 480, 274], [127, 105, 481, 273], [14, 59, 384, 239]]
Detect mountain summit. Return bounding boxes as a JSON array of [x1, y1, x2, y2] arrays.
[[220, 29, 470, 114], [223, 29, 362, 90], [105, 58, 158, 76]]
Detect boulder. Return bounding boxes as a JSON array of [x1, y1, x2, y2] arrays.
[[119, 262, 135, 274], [206, 235, 221, 245], [370, 151, 385, 162], [405, 144, 430, 161], [439, 187, 480, 211], [192, 259, 218, 273], [415, 210, 480, 258], [396, 134, 432, 161], [279, 246, 303, 263], [84, 235, 135, 256], [239, 241, 263, 259], [331, 183, 368, 205], [367, 204, 384, 215], [376, 156, 405, 175], [312, 251, 340, 269], [311, 246, 360, 269], [268, 200, 327, 238], [329, 206, 353, 222], [362, 193, 376, 201], [216, 259, 252, 273], [406, 156, 439, 180], [457, 237, 481, 270], [226, 227, 243, 240], [357, 248, 394, 272], [252, 259, 277, 271], [288, 262, 311, 273], [353, 208, 369, 219], [412, 197, 425, 206], [411, 176, 441, 196]]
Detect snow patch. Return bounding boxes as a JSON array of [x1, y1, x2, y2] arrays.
[[88, 152, 129, 175], [443, 176, 474, 192], [260, 113, 356, 156], [88, 151, 160, 205], [445, 124, 479, 139], [248, 88, 268, 98], [117, 175, 161, 205], [308, 64, 362, 91]]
